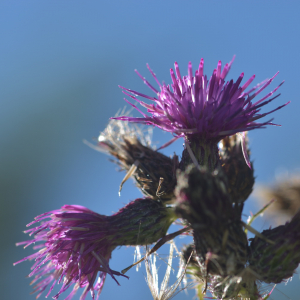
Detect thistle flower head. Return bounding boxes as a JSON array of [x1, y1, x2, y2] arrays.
[[115, 57, 289, 143], [87, 112, 179, 202], [15, 199, 175, 299], [14, 205, 126, 300]]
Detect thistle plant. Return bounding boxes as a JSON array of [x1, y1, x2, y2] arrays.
[[15, 57, 298, 300]]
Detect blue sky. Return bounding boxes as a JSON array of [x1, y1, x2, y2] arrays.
[[1, 1, 300, 299]]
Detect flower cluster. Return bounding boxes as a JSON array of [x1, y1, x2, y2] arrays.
[[16, 57, 298, 300]]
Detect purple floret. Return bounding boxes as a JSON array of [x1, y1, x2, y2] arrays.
[[14, 205, 127, 300], [115, 56, 289, 141]]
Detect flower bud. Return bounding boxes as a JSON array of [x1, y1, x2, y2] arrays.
[[175, 165, 248, 276], [220, 134, 254, 204], [248, 210, 300, 283], [96, 118, 179, 202]]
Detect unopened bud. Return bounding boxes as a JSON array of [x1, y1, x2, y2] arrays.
[[220, 134, 254, 204], [248, 210, 300, 283], [175, 165, 248, 276]]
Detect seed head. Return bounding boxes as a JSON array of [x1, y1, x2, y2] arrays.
[[94, 116, 179, 202]]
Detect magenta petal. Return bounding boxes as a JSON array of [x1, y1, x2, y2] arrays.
[[15, 205, 120, 300], [116, 57, 287, 142]]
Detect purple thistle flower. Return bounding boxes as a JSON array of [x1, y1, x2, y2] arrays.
[[114, 57, 289, 168], [15, 198, 175, 299], [14, 205, 127, 300]]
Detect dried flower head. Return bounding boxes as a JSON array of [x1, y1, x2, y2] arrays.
[[15, 198, 176, 299], [88, 112, 179, 202], [115, 57, 288, 143], [255, 174, 300, 223]]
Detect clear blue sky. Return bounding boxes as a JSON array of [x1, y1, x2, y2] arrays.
[[1, 1, 299, 299]]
